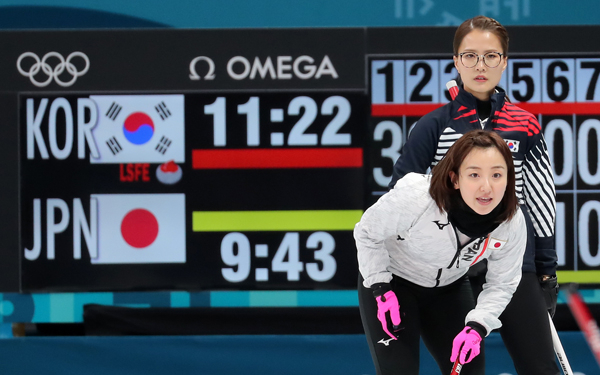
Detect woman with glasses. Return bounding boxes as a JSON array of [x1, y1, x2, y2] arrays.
[[377, 15, 559, 375]]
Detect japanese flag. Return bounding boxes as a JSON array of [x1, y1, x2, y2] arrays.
[[91, 193, 186, 264], [488, 237, 507, 251], [89, 95, 185, 164]]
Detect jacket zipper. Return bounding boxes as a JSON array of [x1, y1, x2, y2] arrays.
[[436, 224, 462, 287], [447, 226, 462, 269], [434, 269, 442, 287]]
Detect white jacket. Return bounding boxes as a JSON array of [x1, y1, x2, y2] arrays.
[[355, 173, 527, 334]]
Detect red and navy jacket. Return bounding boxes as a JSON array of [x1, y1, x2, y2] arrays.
[[389, 86, 557, 276]]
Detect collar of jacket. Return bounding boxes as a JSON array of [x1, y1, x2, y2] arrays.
[[454, 85, 506, 128]]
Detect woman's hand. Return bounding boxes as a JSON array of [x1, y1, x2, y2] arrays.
[[372, 283, 402, 340], [451, 325, 483, 364]]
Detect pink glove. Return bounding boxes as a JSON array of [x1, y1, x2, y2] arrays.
[[375, 290, 402, 340], [451, 326, 482, 364]]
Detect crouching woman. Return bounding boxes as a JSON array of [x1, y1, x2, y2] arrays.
[[355, 130, 526, 375]]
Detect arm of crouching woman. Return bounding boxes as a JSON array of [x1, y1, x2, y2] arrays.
[[354, 174, 431, 287], [464, 209, 527, 335]]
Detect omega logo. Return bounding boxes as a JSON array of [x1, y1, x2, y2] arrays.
[[189, 56, 216, 80], [189, 55, 338, 81]]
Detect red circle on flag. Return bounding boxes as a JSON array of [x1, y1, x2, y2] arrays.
[[494, 242, 501, 248], [121, 209, 159, 248]]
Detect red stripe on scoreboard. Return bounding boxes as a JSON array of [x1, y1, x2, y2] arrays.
[[371, 103, 443, 117], [192, 148, 363, 169], [372, 102, 600, 117], [515, 102, 600, 115]]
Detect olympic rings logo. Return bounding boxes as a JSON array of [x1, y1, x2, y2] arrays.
[[17, 52, 90, 87]]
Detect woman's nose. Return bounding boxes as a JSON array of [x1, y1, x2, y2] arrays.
[[476, 56, 486, 70], [480, 178, 491, 191]]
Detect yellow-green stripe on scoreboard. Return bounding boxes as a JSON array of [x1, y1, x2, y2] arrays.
[[556, 271, 600, 284], [192, 210, 363, 231]]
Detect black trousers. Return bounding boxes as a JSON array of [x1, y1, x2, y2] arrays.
[[358, 274, 485, 375], [469, 266, 560, 375]]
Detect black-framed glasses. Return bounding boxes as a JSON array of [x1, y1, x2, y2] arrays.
[[458, 52, 505, 68]]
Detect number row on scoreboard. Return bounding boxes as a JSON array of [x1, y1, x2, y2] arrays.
[[370, 116, 600, 190], [371, 58, 600, 105]]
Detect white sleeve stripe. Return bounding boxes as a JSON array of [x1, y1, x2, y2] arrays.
[[523, 174, 554, 231], [522, 146, 556, 237], [528, 144, 556, 197], [537, 155, 557, 194], [527, 199, 552, 236], [438, 141, 455, 148], [523, 181, 554, 236], [523, 159, 555, 215], [525, 149, 555, 227]]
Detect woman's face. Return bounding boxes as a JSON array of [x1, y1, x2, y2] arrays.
[[450, 147, 508, 215], [454, 29, 507, 101]]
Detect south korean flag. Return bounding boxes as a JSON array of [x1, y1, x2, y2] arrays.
[[89, 95, 185, 164], [505, 139, 520, 153]]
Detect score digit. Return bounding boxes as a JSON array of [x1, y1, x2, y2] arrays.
[[205, 97, 226, 146], [272, 233, 304, 281], [237, 97, 260, 146], [373, 120, 402, 187], [543, 59, 574, 103], [305, 231, 336, 282], [221, 232, 251, 282]]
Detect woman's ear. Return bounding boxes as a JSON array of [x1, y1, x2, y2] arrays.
[[449, 171, 459, 189]]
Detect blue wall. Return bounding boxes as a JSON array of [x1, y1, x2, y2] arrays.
[[0, 333, 598, 375], [0, 0, 598, 29]]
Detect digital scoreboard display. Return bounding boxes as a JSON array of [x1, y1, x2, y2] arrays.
[[20, 92, 365, 291], [1, 26, 598, 292]]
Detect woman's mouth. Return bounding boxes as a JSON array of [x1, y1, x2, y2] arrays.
[[475, 75, 487, 82], [477, 197, 492, 205]]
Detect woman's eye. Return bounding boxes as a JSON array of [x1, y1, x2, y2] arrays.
[[469, 173, 479, 178], [493, 173, 502, 178]]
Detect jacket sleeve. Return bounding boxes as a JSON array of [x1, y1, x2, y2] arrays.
[[522, 118, 558, 276], [355, 174, 429, 288], [388, 112, 441, 189], [465, 211, 527, 334]]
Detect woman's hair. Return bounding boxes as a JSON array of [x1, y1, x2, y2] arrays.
[[429, 130, 519, 222], [453, 15, 509, 56]]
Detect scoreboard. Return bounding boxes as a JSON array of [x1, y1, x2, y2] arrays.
[[1, 26, 599, 293], [20, 92, 365, 291]]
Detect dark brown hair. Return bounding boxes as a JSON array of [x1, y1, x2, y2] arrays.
[[453, 15, 509, 56], [429, 130, 518, 222]]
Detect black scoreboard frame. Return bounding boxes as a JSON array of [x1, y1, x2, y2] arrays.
[[0, 26, 598, 292]]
